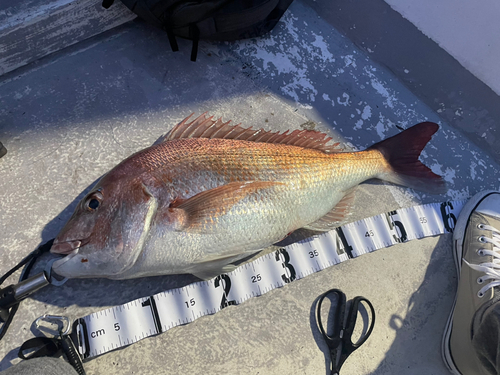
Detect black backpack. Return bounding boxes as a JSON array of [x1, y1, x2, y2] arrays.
[[103, 0, 294, 61]]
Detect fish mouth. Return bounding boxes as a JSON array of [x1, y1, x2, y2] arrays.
[[50, 238, 89, 255]]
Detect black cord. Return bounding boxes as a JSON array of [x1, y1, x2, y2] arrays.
[[0, 304, 19, 341], [0, 239, 54, 341]]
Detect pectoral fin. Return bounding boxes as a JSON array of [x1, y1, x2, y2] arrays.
[[165, 181, 282, 233]]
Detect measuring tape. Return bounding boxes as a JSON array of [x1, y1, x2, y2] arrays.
[[70, 200, 464, 359]]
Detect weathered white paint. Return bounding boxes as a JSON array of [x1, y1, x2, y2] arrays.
[[385, 0, 500, 96]]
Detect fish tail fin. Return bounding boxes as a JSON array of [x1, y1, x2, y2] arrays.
[[369, 122, 446, 194]]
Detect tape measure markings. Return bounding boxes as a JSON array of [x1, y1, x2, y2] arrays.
[[72, 200, 465, 359]]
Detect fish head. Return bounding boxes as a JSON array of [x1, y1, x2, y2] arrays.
[[50, 174, 157, 279]]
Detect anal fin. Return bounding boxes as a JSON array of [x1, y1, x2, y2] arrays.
[[303, 189, 356, 231], [192, 264, 239, 280], [190, 252, 253, 280]]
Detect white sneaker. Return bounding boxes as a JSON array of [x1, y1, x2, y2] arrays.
[[442, 191, 500, 374]]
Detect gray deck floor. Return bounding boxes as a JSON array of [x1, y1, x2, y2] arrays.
[[1, 1, 500, 374]]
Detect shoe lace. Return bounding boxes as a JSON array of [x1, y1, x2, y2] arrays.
[[465, 224, 500, 297]]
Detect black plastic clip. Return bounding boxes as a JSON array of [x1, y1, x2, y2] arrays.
[[20, 315, 86, 375]]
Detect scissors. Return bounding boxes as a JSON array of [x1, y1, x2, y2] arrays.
[[316, 288, 375, 375]]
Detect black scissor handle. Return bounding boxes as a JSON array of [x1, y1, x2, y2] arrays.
[[316, 288, 346, 344], [316, 289, 376, 375], [344, 296, 375, 350]]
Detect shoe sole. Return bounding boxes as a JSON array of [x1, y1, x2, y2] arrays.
[[441, 190, 499, 374]]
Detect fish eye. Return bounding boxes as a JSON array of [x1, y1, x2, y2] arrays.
[[85, 191, 103, 212], [88, 199, 100, 210]]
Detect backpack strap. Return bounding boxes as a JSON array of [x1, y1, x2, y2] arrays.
[[166, 28, 179, 52], [189, 24, 200, 61]]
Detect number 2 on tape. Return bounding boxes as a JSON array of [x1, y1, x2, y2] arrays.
[[214, 274, 236, 309]]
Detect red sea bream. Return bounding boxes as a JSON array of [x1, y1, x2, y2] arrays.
[[50, 113, 445, 279]]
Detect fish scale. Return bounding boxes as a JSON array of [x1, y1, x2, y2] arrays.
[[151, 139, 342, 187]]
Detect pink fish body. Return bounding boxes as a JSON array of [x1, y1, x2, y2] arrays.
[[51, 114, 445, 279]]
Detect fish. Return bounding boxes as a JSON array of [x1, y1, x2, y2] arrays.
[[50, 113, 445, 280]]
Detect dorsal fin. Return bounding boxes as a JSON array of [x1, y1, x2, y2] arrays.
[[161, 113, 342, 153]]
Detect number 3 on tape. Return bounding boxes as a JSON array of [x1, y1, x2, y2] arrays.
[[275, 248, 296, 283]]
